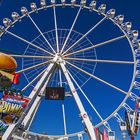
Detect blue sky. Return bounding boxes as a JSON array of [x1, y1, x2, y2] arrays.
[[0, 0, 140, 140]]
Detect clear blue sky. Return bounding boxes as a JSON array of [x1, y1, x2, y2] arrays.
[[0, 0, 140, 140]]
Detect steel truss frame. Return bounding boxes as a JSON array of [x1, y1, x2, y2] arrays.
[[2, 55, 97, 140]]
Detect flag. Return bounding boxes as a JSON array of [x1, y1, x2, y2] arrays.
[[2, 94, 30, 108], [12, 73, 20, 84], [136, 99, 140, 109], [95, 128, 103, 140], [0, 70, 20, 88], [103, 129, 109, 140]]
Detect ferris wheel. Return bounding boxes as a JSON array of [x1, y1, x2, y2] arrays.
[[0, 0, 140, 140]]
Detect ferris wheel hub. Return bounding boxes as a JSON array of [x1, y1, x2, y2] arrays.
[[54, 53, 65, 64]]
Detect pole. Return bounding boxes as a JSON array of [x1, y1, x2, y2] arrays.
[[130, 135, 134, 140]]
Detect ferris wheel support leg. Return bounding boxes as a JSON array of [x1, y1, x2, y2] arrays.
[[22, 72, 53, 129], [60, 62, 97, 140], [26, 97, 41, 131], [2, 59, 57, 140]]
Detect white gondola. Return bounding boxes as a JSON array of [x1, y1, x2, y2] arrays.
[[0, 25, 5, 35], [108, 131, 115, 140], [51, 0, 56, 5], [132, 30, 139, 41], [71, 0, 76, 7], [11, 12, 20, 21], [135, 49, 140, 57], [137, 39, 140, 48], [121, 22, 132, 32], [98, 4, 106, 14], [3, 18, 12, 27], [89, 1, 96, 11], [40, 0, 47, 8], [61, 0, 66, 6], [120, 121, 127, 131], [114, 15, 124, 24], [136, 70, 140, 78], [106, 9, 115, 19], [119, 121, 127, 140], [134, 81, 140, 90], [80, 0, 86, 8], [30, 3, 38, 12], [21, 7, 28, 15]]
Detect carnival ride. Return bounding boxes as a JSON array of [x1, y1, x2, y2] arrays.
[[0, 0, 140, 140]]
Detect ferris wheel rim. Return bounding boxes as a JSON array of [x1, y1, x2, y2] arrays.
[[0, 2, 138, 138]]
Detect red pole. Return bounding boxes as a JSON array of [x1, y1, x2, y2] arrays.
[[130, 136, 134, 140]]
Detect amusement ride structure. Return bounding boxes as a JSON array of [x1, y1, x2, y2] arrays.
[[0, 0, 140, 140]]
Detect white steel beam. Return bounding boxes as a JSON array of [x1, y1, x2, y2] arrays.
[[53, 7, 59, 52], [16, 61, 49, 73], [59, 69, 67, 135], [64, 35, 126, 57], [23, 72, 53, 129], [65, 58, 134, 65], [28, 14, 56, 53], [60, 62, 97, 140], [62, 16, 106, 55], [60, 7, 82, 53], [66, 61, 128, 95], [6, 30, 54, 56], [11, 54, 52, 59]]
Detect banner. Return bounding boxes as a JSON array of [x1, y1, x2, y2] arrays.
[[0, 95, 30, 123], [2, 94, 30, 108], [95, 128, 103, 140], [0, 100, 23, 117]]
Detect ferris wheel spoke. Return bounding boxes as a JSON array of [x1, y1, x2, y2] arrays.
[[21, 68, 47, 92], [64, 35, 126, 57], [11, 54, 52, 59], [17, 61, 49, 73], [6, 30, 54, 56], [65, 58, 134, 65], [68, 70, 104, 122], [59, 68, 63, 86], [53, 6, 59, 52], [60, 7, 82, 53], [66, 61, 128, 95], [62, 16, 107, 55], [28, 14, 56, 53], [62, 103, 67, 135], [59, 69, 68, 135]]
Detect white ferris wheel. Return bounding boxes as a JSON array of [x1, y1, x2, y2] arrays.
[[0, 0, 140, 140]]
